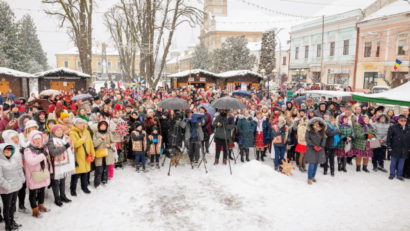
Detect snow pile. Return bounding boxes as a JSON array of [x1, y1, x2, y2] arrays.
[[0, 67, 34, 78], [33, 67, 90, 78]]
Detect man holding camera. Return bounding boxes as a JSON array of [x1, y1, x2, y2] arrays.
[[180, 109, 204, 165], [212, 109, 235, 165]]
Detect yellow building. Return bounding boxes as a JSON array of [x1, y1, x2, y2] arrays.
[[55, 46, 140, 81]]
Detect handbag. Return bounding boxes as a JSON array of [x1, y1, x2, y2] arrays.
[[31, 168, 50, 183], [77, 132, 94, 163], [344, 140, 351, 153], [235, 133, 244, 145], [273, 135, 282, 144], [369, 138, 381, 149], [96, 149, 108, 158]]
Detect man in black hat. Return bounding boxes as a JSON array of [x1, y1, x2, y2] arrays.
[[387, 115, 410, 181], [92, 96, 103, 110]]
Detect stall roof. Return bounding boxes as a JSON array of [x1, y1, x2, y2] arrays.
[[33, 68, 90, 78], [352, 82, 410, 106], [0, 67, 34, 78], [168, 69, 264, 79]]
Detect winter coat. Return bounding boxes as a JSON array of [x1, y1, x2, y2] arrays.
[[109, 119, 123, 143], [57, 118, 71, 136], [92, 124, 116, 167], [167, 120, 183, 149], [372, 113, 390, 146], [353, 123, 376, 151], [0, 95, 4, 106], [297, 125, 307, 146], [254, 117, 272, 145], [131, 130, 148, 155], [271, 124, 287, 147], [2, 130, 23, 169], [46, 133, 71, 179], [202, 112, 213, 136], [34, 111, 47, 132], [386, 124, 410, 159], [335, 124, 355, 149], [181, 117, 204, 144], [24, 131, 53, 190], [0, 113, 19, 138], [0, 144, 25, 194], [314, 101, 330, 118], [325, 124, 341, 149], [212, 115, 235, 140], [236, 115, 256, 148], [305, 118, 327, 164], [144, 116, 161, 135], [69, 124, 95, 174]]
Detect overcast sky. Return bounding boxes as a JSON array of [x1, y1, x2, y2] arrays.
[[6, 0, 371, 68]]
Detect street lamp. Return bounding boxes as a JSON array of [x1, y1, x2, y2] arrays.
[[295, 69, 305, 89], [260, 69, 266, 93], [272, 69, 278, 93]]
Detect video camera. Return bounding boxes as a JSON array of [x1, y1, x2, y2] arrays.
[[191, 113, 204, 123]]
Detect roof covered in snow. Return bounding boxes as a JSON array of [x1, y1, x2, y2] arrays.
[[33, 68, 90, 78], [56, 46, 120, 56], [0, 67, 34, 78], [313, 0, 376, 17], [360, 1, 410, 22], [168, 69, 264, 79]]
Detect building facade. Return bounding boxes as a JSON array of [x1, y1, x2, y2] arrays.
[[355, 1, 410, 91], [289, 10, 364, 87]]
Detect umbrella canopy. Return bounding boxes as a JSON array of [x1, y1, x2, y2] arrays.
[[39, 89, 60, 97], [25, 99, 51, 111], [294, 96, 306, 106], [157, 97, 189, 110], [352, 82, 410, 106], [72, 94, 93, 101], [232, 90, 251, 98], [197, 103, 216, 119], [210, 97, 247, 109]]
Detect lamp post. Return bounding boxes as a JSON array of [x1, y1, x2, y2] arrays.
[[272, 69, 277, 93], [260, 68, 266, 93], [296, 69, 305, 90]]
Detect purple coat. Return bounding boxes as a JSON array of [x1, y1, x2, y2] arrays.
[[202, 112, 213, 136]]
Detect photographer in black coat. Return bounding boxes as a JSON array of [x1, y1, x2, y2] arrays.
[[155, 107, 171, 155], [167, 111, 183, 166], [212, 109, 235, 165]]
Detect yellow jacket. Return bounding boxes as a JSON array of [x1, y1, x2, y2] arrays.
[[69, 124, 95, 174]]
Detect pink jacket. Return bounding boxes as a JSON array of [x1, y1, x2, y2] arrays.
[[24, 131, 53, 190]]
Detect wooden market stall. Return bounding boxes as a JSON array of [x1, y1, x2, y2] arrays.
[[168, 69, 264, 90], [33, 67, 90, 92], [0, 67, 33, 98]]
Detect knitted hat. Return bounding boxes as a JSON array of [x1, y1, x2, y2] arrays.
[[25, 120, 39, 131], [32, 134, 42, 141], [72, 118, 86, 125], [14, 99, 21, 105], [114, 104, 122, 111], [60, 112, 69, 120], [51, 125, 63, 134], [147, 109, 154, 115]]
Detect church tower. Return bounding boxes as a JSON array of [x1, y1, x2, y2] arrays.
[[204, 0, 227, 17]]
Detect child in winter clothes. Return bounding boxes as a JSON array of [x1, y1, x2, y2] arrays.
[[271, 116, 287, 171], [148, 126, 163, 169], [324, 115, 341, 176], [296, 117, 309, 172], [0, 144, 25, 231], [46, 125, 75, 207], [19, 120, 39, 148], [131, 122, 148, 172], [24, 131, 52, 218], [372, 113, 390, 172]]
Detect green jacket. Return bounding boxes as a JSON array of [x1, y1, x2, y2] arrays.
[[335, 124, 355, 149], [212, 115, 235, 140], [353, 124, 376, 151]]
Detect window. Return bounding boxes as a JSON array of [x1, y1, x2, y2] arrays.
[[64, 60, 69, 68], [398, 39, 407, 55], [364, 42, 372, 57], [317, 44, 321, 57], [97, 61, 102, 69], [343, 40, 349, 55], [330, 42, 335, 56], [77, 61, 81, 68], [363, 72, 378, 89], [295, 47, 299, 60], [107, 61, 112, 69], [376, 42, 380, 57], [305, 46, 309, 59], [117, 61, 121, 69], [282, 57, 286, 65], [214, 8, 222, 14]]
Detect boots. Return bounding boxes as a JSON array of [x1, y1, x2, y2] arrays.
[[261, 150, 265, 162], [245, 149, 250, 162], [223, 159, 227, 165], [61, 194, 72, 203], [342, 158, 347, 172], [214, 159, 219, 165], [240, 149, 244, 163], [228, 150, 234, 160], [362, 165, 370, 173], [175, 154, 180, 165], [82, 188, 91, 194], [54, 197, 63, 207], [311, 177, 317, 183], [70, 189, 77, 197], [38, 204, 50, 212], [11, 219, 21, 230], [18, 203, 29, 214], [356, 165, 361, 172], [262, 149, 267, 158], [32, 207, 43, 218], [256, 151, 260, 161], [5, 220, 12, 231]]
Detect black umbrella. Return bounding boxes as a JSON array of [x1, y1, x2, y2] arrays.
[[157, 97, 189, 110], [210, 97, 247, 109]]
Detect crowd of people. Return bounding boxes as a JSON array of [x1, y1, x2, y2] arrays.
[[0, 84, 409, 231]]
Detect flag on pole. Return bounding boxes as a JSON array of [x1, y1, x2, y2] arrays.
[[394, 59, 402, 71]]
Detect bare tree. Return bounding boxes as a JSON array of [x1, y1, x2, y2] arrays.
[[103, 7, 137, 83], [380, 66, 399, 87], [115, 0, 203, 88], [42, 0, 93, 81]]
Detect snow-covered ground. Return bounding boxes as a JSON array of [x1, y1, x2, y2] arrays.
[[16, 143, 410, 231]]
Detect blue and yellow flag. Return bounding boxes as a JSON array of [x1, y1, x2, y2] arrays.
[[394, 59, 402, 71]]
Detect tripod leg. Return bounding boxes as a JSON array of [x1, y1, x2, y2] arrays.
[[161, 151, 168, 167], [222, 122, 232, 175], [168, 150, 174, 176], [231, 149, 237, 165]]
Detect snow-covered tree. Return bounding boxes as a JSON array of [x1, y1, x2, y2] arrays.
[[27, 59, 44, 74], [0, 34, 9, 67], [0, 0, 20, 69], [191, 42, 212, 71], [212, 35, 256, 73], [18, 15, 48, 71], [258, 30, 276, 76]]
